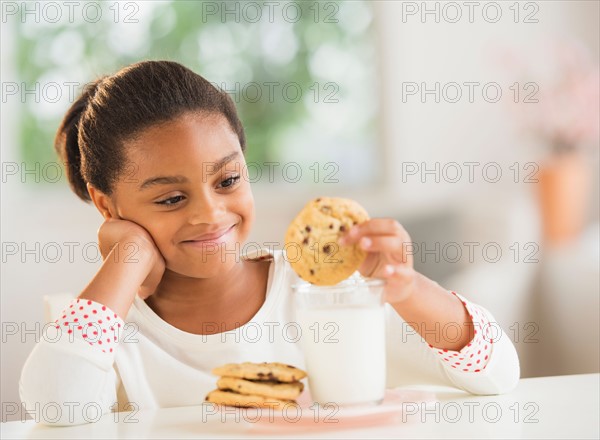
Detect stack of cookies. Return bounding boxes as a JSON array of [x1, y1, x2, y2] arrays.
[[205, 362, 307, 409]]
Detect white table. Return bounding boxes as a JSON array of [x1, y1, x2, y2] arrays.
[[2, 374, 598, 439]]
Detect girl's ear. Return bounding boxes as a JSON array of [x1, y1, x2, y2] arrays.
[[87, 183, 115, 220]]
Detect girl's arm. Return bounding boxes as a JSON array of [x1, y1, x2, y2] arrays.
[[384, 290, 520, 395], [340, 219, 520, 394], [339, 219, 475, 349], [19, 237, 157, 425], [388, 271, 474, 350], [79, 234, 161, 318]]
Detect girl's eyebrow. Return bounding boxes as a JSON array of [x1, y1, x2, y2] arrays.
[[138, 151, 240, 190], [139, 175, 187, 190]]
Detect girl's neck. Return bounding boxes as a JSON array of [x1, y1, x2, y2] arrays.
[[144, 259, 271, 334]]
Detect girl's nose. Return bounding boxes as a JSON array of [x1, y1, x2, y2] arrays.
[[187, 193, 226, 225]]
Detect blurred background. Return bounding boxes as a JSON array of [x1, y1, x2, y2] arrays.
[[1, 0, 598, 422]]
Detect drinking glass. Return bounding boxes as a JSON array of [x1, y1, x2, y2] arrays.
[[293, 276, 386, 406]]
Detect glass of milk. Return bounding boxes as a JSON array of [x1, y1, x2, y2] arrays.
[[293, 276, 386, 407]]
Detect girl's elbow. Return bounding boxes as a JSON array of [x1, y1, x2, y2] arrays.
[[468, 346, 521, 395], [19, 367, 110, 426], [18, 388, 90, 426]]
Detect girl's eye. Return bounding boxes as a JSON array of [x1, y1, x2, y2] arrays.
[[156, 195, 185, 206], [219, 175, 241, 189], [154, 176, 240, 206]]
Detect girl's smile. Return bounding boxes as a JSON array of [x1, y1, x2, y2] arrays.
[[181, 223, 237, 242], [180, 223, 238, 247]]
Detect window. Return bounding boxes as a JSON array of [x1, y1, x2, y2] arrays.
[[10, 1, 380, 188]]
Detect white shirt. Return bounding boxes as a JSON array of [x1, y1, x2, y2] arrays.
[[19, 249, 520, 425]]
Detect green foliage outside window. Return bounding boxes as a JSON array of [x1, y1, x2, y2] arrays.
[[12, 1, 379, 187]]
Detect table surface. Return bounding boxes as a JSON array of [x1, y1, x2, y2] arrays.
[[2, 373, 598, 439]]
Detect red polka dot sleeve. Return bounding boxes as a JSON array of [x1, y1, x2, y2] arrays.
[[427, 291, 494, 373], [53, 297, 125, 355]]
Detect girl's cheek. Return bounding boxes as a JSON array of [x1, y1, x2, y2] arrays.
[[237, 191, 255, 241]]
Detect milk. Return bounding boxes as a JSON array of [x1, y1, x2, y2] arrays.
[[296, 304, 386, 406]]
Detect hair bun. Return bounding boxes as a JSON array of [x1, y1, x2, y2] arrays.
[[54, 78, 105, 202]]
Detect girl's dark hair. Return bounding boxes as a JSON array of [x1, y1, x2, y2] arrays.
[[54, 60, 246, 202]]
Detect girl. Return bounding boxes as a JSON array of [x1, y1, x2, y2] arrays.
[[20, 61, 519, 425]]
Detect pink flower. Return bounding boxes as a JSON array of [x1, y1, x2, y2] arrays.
[[496, 35, 600, 154]]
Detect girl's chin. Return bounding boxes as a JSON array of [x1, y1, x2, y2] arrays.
[[166, 259, 240, 279]]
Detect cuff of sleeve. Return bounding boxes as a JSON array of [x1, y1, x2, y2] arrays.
[[428, 291, 493, 373], [52, 297, 126, 356]]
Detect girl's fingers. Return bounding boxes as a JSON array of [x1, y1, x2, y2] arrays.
[[358, 235, 402, 252], [372, 264, 413, 282], [381, 265, 417, 303], [339, 218, 408, 245], [384, 265, 413, 277], [356, 236, 413, 265]]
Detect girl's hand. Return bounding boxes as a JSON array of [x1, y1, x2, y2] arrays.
[[97, 218, 165, 299], [338, 218, 416, 304]]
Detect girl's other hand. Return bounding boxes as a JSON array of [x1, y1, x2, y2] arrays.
[[97, 218, 165, 299], [338, 218, 416, 304]]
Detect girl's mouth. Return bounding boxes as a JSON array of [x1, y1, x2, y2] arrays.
[[180, 224, 236, 247]]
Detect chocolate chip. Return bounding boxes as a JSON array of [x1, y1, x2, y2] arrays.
[[257, 372, 265, 377], [302, 237, 309, 245], [310, 269, 315, 275], [316, 198, 321, 202], [339, 225, 346, 232], [305, 225, 311, 232], [323, 245, 332, 254]]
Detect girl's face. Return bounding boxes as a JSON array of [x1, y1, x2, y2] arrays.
[[109, 112, 254, 278]]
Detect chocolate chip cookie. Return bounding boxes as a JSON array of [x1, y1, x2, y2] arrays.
[[211, 362, 307, 383], [205, 389, 297, 409], [217, 376, 304, 400], [284, 197, 370, 285]]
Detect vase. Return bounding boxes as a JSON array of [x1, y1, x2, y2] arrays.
[[537, 152, 591, 246]]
